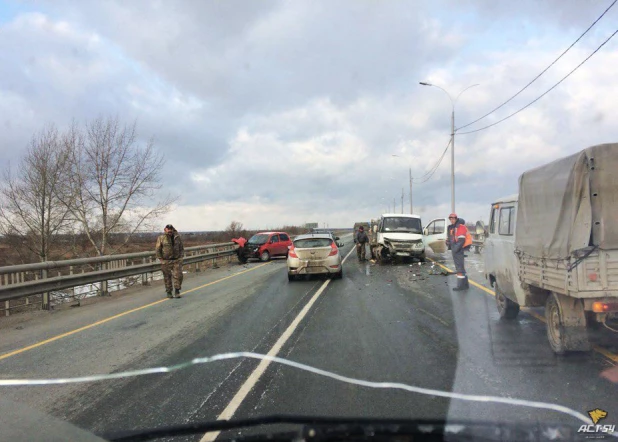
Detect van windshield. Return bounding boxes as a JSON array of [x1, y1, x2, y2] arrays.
[[382, 217, 422, 233]]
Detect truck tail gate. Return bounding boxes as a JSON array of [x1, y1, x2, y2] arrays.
[[578, 250, 618, 292], [519, 257, 572, 295], [519, 250, 618, 298]]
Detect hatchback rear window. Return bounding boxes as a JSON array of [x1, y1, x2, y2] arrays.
[[294, 238, 333, 248]]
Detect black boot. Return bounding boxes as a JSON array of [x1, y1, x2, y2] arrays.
[[452, 276, 469, 291], [174, 288, 181, 298], [166, 291, 173, 298]]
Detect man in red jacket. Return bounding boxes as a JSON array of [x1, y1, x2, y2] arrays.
[[446, 213, 469, 291]]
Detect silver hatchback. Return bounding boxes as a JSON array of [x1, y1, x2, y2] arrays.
[[287, 234, 343, 281]]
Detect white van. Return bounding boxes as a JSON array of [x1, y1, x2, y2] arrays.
[[369, 214, 426, 262]]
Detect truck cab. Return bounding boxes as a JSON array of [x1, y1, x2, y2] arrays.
[[370, 214, 425, 262], [483, 194, 523, 319]]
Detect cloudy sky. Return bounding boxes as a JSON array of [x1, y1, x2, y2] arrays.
[[1, 0, 617, 231]]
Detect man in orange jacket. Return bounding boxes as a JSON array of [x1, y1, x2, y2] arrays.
[[446, 213, 469, 291]]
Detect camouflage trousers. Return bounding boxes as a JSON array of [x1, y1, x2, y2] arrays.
[[161, 259, 183, 292], [356, 242, 367, 260]]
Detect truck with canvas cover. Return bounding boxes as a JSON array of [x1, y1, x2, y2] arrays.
[[484, 143, 618, 354]]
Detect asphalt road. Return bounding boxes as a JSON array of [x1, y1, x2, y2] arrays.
[[1, 234, 617, 440]]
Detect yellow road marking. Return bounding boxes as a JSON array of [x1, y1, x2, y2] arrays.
[[428, 258, 618, 365], [417, 307, 451, 327], [0, 263, 271, 362], [593, 345, 618, 363]]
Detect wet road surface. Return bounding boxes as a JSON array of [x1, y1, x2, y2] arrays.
[[0, 235, 616, 440]]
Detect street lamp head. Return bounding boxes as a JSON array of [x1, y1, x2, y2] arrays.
[[419, 82, 432, 86]]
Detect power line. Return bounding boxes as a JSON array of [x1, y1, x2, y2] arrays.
[[458, 28, 618, 135], [412, 138, 452, 184], [457, 0, 617, 131]]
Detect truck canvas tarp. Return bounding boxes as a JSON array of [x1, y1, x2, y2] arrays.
[[516, 143, 618, 260]]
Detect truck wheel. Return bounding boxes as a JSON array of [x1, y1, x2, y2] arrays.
[[495, 283, 520, 319], [545, 292, 590, 354], [260, 250, 270, 262], [546, 294, 567, 354]]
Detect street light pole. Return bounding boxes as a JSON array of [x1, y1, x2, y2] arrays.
[[409, 167, 413, 214], [451, 108, 455, 214], [419, 81, 479, 214]]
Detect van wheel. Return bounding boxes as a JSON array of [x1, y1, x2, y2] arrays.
[[495, 283, 520, 319], [260, 250, 270, 262]]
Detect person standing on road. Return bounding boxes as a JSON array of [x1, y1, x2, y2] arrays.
[[355, 226, 369, 261], [156, 224, 184, 298], [446, 213, 469, 291]]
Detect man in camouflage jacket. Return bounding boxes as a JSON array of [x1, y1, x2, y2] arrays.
[[156, 224, 184, 298]]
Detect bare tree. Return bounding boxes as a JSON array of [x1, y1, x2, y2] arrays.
[[225, 221, 245, 238], [62, 116, 176, 256], [0, 125, 73, 263]]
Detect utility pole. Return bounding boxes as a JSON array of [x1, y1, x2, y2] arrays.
[[401, 188, 404, 214], [409, 167, 413, 214], [451, 109, 455, 214], [393, 198, 396, 214]]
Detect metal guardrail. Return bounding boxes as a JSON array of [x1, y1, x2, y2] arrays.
[[0, 242, 237, 316]]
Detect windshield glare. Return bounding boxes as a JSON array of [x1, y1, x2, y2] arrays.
[[382, 217, 422, 233], [248, 234, 269, 244], [3, 2, 618, 440]]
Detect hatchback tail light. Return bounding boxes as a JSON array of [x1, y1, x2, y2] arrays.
[[288, 246, 298, 258], [329, 242, 338, 256]]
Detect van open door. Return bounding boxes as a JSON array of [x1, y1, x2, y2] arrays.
[[423, 218, 448, 254]]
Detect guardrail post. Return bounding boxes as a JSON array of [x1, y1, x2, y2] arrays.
[[42, 268, 50, 310], [69, 266, 76, 301], [142, 257, 150, 285], [100, 263, 109, 296]]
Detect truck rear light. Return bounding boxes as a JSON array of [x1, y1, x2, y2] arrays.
[[588, 272, 598, 282], [329, 243, 338, 256], [592, 302, 618, 313], [288, 247, 298, 258]]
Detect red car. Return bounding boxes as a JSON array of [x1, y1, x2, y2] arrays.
[[237, 231, 292, 263]]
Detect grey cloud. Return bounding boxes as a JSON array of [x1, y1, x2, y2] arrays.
[[2, 1, 617, 230]]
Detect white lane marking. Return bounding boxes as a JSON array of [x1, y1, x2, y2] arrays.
[[200, 245, 356, 441]]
